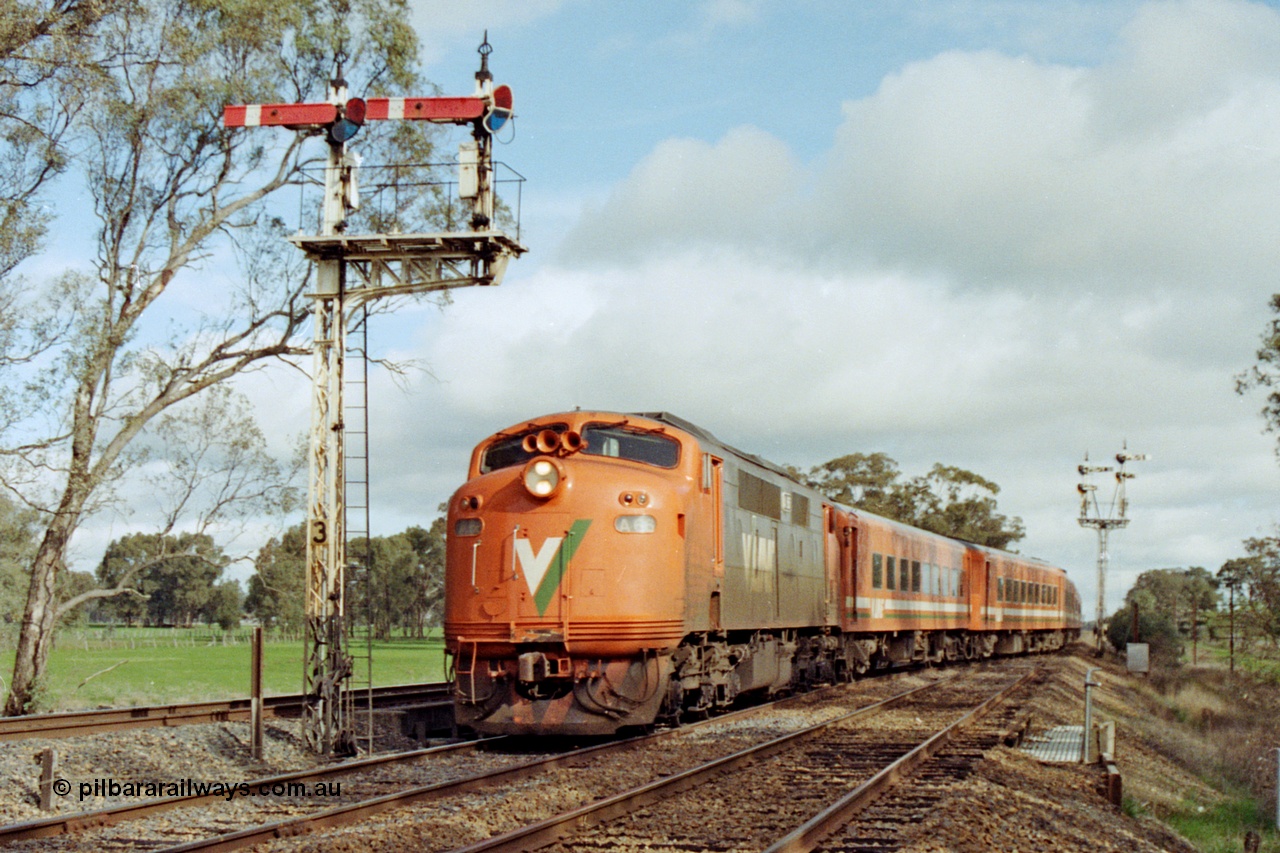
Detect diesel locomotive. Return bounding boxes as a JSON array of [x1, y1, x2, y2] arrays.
[[444, 411, 1081, 736]]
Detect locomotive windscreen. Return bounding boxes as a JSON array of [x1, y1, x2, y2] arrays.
[[581, 424, 680, 468]]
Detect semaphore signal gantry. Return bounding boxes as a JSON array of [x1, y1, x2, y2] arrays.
[[224, 36, 526, 756], [1076, 444, 1148, 656]]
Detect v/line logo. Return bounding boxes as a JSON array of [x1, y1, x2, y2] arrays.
[[513, 519, 592, 615]]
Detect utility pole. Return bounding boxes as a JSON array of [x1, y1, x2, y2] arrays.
[[225, 37, 524, 755], [1077, 445, 1148, 656], [1227, 574, 1239, 673]]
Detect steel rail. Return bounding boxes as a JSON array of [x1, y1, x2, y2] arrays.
[[762, 669, 1035, 853], [443, 679, 949, 853], [0, 681, 450, 742], [143, 675, 920, 853], [0, 736, 491, 845]]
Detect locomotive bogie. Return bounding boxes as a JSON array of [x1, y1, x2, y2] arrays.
[[453, 651, 673, 735]]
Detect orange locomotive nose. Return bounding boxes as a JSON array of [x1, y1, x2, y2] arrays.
[[445, 414, 694, 735]]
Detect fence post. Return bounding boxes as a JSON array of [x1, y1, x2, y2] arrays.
[[1082, 668, 1101, 763], [251, 626, 264, 760], [36, 749, 57, 811]]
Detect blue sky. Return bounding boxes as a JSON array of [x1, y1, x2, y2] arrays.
[[40, 0, 1280, 622]]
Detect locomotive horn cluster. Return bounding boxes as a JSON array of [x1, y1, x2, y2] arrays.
[[521, 428, 585, 456]]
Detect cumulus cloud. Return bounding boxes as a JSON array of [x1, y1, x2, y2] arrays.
[[563, 0, 1280, 298], [557, 127, 801, 264], [385, 0, 1280, 614]]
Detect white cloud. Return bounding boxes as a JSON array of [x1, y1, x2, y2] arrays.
[[558, 127, 801, 265], [419, 0, 1280, 617], [44, 1, 1280, 625], [562, 0, 1280, 301]]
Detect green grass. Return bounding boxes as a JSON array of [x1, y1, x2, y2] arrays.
[[1165, 796, 1280, 853], [0, 628, 448, 711]]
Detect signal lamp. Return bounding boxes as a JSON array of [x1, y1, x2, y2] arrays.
[[328, 97, 367, 143], [485, 84, 513, 133]]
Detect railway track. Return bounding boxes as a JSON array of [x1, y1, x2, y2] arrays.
[[770, 669, 1036, 853], [0, 668, 939, 852], [453, 663, 1035, 853], [0, 683, 450, 742]]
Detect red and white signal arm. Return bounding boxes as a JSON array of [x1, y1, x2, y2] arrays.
[[224, 88, 513, 134], [223, 102, 337, 128]]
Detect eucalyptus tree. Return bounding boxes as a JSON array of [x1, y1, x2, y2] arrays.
[[246, 523, 306, 633], [0, 0, 113, 279], [2, 0, 435, 715], [806, 454, 1025, 549], [1238, 294, 1280, 456]]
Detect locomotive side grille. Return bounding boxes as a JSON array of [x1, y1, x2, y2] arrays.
[[444, 621, 511, 641], [446, 619, 685, 644], [565, 619, 684, 642]]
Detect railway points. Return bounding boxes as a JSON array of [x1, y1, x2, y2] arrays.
[[1, 649, 1204, 852], [0, 670, 938, 851], [456, 664, 1035, 853]]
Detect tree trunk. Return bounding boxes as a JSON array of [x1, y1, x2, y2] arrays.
[[6, 371, 96, 717], [4, 518, 74, 715]]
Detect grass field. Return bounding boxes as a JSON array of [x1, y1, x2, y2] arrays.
[[0, 627, 449, 711]]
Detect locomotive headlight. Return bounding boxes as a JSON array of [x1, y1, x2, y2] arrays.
[[614, 514, 656, 534], [522, 457, 563, 499]]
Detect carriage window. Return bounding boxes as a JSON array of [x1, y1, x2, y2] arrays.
[[911, 560, 921, 593], [997, 577, 1004, 602], [900, 559, 910, 592], [583, 424, 681, 468], [886, 556, 896, 590], [872, 553, 883, 589]]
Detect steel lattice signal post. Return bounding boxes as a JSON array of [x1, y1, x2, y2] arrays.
[[1076, 446, 1148, 656], [225, 43, 524, 755]]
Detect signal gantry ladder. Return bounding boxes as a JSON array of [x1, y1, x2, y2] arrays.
[[225, 39, 525, 755]]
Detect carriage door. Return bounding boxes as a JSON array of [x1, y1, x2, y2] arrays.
[[822, 507, 841, 624], [986, 560, 998, 625], [843, 521, 857, 625]]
